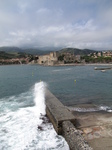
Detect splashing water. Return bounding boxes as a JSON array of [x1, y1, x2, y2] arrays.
[[34, 82, 46, 118], [0, 82, 69, 150]]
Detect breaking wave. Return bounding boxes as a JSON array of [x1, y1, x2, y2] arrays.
[[0, 82, 69, 150], [52, 68, 72, 72], [68, 105, 112, 113]]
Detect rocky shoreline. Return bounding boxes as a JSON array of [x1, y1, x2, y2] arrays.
[[68, 104, 112, 150], [1, 62, 112, 66]]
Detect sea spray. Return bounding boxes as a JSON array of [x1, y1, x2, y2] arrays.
[[34, 81, 46, 118], [0, 82, 69, 150], [33, 81, 69, 149]]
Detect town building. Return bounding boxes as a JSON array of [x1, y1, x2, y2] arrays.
[[38, 52, 58, 65], [103, 51, 112, 57]]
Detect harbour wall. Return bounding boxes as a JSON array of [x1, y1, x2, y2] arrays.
[[45, 89, 93, 150]]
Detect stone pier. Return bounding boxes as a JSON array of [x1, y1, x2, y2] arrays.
[[45, 89, 92, 150]]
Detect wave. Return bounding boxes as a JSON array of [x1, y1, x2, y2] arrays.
[[0, 82, 69, 150], [99, 105, 112, 112], [33, 82, 46, 118], [68, 105, 112, 113], [52, 68, 72, 72]]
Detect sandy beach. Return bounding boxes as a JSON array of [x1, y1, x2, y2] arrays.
[[68, 104, 112, 150]]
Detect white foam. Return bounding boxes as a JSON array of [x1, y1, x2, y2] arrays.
[[53, 68, 72, 72], [68, 105, 112, 113], [33, 81, 46, 118], [68, 107, 99, 112], [99, 105, 112, 112], [107, 110, 112, 112], [99, 106, 109, 111], [0, 82, 69, 150]]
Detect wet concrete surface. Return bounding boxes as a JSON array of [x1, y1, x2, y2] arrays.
[[68, 104, 112, 150]]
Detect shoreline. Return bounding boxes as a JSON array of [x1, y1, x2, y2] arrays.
[[42, 63, 112, 67], [0, 63, 112, 67], [68, 104, 112, 150]]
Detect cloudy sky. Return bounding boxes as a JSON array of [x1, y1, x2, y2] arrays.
[[0, 0, 112, 50]]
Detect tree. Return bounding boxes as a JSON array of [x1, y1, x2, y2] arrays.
[[58, 54, 65, 61]]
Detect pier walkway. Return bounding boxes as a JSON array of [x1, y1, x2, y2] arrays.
[[45, 89, 92, 150]]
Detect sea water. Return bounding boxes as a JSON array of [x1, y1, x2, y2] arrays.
[[0, 65, 112, 149], [0, 81, 69, 150]]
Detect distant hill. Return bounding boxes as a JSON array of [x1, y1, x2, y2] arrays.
[[0, 51, 30, 59], [0, 47, 52, 55], [0, 46, 102, 56], [57, 48, 97, 55], [0, 47, 22, 53], [23, 48, 52, 55]]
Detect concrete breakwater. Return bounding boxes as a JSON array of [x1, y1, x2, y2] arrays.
[[45, 89, 92, 150]]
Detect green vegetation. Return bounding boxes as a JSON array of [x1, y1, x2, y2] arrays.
[[0, 51, 28, 59], [58, 54, 65, 61], [0, 46, 112, 65], [0, 46, 51, 55], [82, 56, 112, 63], [0, 51, 34, 65], [57, 48, 96, 55]]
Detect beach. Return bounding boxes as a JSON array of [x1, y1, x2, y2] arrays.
[[68, 104, 112, 150]]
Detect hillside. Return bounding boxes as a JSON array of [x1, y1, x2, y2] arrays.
[[57, 48, 97, 55], [0, 51, 30, 59], [0, 47, 52, 55], [23, 48, 51, 55], [0, 46, 98, 56]]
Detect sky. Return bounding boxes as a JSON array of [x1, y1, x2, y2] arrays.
[[0, 0, 112, 50]]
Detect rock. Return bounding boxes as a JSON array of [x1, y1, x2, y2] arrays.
[[83, 128, 92, 134]]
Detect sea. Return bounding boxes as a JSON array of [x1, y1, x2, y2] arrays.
[[0, 64, 112, 150]]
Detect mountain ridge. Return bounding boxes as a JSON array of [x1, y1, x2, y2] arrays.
[[0, 46, 107, 56], [57, 47, 97, 55]]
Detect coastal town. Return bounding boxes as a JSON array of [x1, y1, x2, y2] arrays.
[[0, 49, 112, 65]]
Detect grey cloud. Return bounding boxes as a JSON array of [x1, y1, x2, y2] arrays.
[[0, 0, 112, 50]]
